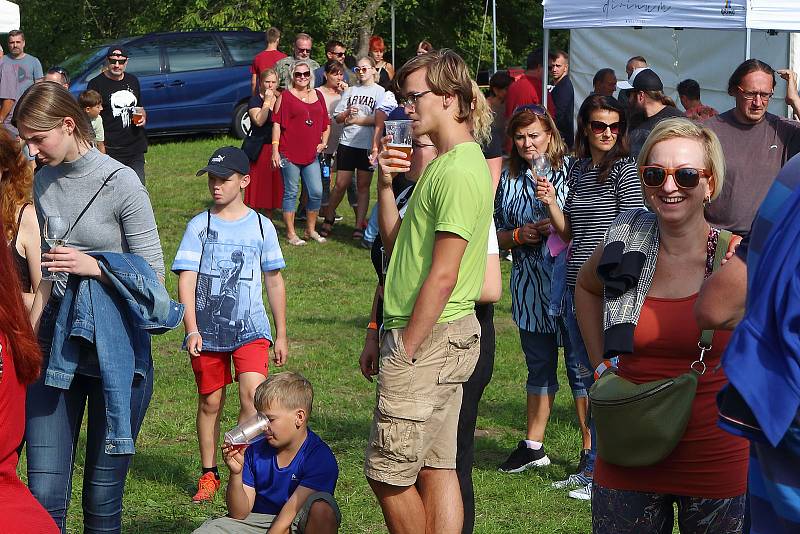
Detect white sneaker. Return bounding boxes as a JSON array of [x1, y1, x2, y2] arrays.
[[567, 482, 592, 501], [552, 472, 590, 490]]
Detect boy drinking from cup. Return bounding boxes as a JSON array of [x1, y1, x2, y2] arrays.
[[193, 373, 341, 534], [173, 146, 289, 503]]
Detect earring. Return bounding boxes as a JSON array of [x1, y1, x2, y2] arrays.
[[703, 195, 711, 206]]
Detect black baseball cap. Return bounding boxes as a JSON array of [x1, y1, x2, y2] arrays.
[[106, 45, 129, 59], [196, 147, 250, 178], [617, 67, 663, 92]]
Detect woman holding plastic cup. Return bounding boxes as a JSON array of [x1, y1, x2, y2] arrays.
[[494, 105, 591, 476], [320, 56, 386, 239]]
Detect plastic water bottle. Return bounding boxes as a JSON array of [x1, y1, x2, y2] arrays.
[[279, 156, 289, 168], [320, 154, 330, 179]]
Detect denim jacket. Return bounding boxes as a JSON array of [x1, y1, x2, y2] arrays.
[[45, 252, 184, 455]]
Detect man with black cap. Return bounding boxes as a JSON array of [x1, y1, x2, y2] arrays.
[[87, 45, 148, 184], [620, 67, 683, 157]]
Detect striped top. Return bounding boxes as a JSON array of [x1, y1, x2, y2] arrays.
[[563, 157, 643, 288], [495, 157, 571, 333]]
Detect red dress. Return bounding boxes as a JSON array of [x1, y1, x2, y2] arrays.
[[244, 94, 283, 210], [594, 295, 749, 498], [0, 333, 58, 533]]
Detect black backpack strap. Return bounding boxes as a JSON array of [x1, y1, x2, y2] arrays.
[[256, 210, 264, 240], [68, 167, 123, 236]]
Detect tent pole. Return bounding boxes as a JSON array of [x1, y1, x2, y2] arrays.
[[391, 1, 396, 67], [492, 0, 497, 74], [745, 28, 751, 60], [542, 28, 550, 107]]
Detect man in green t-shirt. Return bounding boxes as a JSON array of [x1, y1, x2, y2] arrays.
[[364, 49, 493, 534]]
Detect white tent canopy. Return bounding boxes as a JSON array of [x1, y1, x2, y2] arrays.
[[0, 0, 20, 34]]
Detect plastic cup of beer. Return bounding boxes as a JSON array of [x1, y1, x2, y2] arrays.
[[384, 120, 413, 161], [131, 107, 144, 126], [223, 412, 269, 451]]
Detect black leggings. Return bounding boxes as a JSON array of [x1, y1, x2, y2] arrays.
[[592, 483, 746, 534], [456, 303, 496, 534]]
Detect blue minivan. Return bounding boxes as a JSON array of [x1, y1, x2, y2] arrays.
[[64, 30, 264, 138]]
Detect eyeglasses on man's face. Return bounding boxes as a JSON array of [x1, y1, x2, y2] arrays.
[[400, 90, 433, 109], [737, 86, 774, 101]]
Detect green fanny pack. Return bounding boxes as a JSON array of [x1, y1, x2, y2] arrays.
[[589, 229, 731, 468]]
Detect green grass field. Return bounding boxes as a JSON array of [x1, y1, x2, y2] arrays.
[[22, 136, 595, 533]]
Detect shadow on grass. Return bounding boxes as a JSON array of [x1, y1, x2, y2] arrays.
[[124, 517, 200, 533], [128, 449, 194, 489]]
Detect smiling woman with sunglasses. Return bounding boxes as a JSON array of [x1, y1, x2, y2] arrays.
[[272, 60, 330, 245], [574, 118, 748, 533], [536, 94, 643, 500]]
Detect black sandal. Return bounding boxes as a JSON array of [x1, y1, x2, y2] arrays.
[[319, 217, 335, 238]]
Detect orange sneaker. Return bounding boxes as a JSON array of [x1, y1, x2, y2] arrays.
[[192, 471, 220, 503]]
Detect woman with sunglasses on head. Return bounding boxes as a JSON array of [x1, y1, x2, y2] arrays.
[[494, 105, 591, 476], [15, 82, 165, 533], [369, 36, 394, 90], [320, 56, 386, 240], [575, 118, 747, 533], [244, 68, 281, 218], [0, 128, 41, 311], [537, 94, 643, 500], [272, 60, 330, 245]]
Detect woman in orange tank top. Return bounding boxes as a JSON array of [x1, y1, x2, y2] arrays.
[[575, 118, 748, 533]]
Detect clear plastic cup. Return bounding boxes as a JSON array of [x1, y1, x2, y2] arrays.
[[224, 413, 269, 451], [384, 120, 413, 160]]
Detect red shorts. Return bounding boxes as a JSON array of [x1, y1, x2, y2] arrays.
[[191, 338, 271, 395]]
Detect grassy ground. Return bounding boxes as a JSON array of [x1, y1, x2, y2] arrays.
[[21, 136, 595, 533]]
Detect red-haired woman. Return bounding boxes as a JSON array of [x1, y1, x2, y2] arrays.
[[0, 215, 58, 533], [0, 127, 41, 311], [369, 35, 394, 90]]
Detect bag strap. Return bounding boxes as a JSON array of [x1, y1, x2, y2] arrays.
[[68, 168, 123, 236], [694, 229, 732, 372]]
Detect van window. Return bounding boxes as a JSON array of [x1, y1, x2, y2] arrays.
[[164, 36, 225, 72], [220, 34, 264, 64], [126, 42, 162, 76]]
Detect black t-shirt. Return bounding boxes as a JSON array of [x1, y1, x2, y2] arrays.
[[551, 76, 575, 149], [87, 73, 147, 159], [247, 95, 273, 141]]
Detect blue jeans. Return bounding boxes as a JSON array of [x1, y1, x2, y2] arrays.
[[564, 286, 596, 475], [519, 325, 586, 397], [26, 318, 154, 533], [281, 158, 322, 213], [363, 203, 380, 245]]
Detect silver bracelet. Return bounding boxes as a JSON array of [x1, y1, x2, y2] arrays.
[[185, 331, 201, 343]]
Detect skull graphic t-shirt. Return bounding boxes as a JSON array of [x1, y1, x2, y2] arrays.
[[87, 72, 148, 160], [171, 209, 286, 351]]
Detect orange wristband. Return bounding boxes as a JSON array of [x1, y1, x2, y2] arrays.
[[367, 321, 378, 331], [513, 228, 522, 245]]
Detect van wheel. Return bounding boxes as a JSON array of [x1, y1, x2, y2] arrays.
[[232, 102, 250, 139]]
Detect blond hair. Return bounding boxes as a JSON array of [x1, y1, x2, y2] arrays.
[[291, 60, 315, 90], [13, 82, 93, 146], [395, 49, 487, 140], [254, 372, 314, 415], [506, 108, 566, 177], [637, 117, 725, 200], [470, 80, 493, 147]]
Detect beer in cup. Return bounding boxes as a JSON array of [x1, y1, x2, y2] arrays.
[[384, 120, 413, 161], [131, 107, 145, 126]]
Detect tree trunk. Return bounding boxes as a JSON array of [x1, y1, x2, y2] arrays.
[[354, 0, 384, 57]]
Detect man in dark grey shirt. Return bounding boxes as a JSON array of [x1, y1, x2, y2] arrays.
[[704, 59, 800, 238], [620, 67, 684, 158]]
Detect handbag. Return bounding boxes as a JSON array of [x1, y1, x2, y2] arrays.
[[241, 133, 264, 162], [588, 229, 731, 467]]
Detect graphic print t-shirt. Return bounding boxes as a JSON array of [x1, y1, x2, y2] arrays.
[[335, 84, 386, 149], [172, 210, 285, 351], [87, 73, 147, 159]]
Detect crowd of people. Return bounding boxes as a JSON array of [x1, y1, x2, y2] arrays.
[[2, 22, 800, 534]]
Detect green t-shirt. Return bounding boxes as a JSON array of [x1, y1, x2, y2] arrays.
[[383, 142, 492, 330]]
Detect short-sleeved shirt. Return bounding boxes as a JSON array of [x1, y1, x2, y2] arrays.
[[250, 49, 287, 77], [563, 157, 643, 288], [684, 103, 718, 121], [171, 209, 285, 352], [334, 83, 386, 150], [242, 429, 338, 515], [87, 73, 148, 160], [383, 142, 493, 330], [495, 157, 571, 333], [274, 90, 330, 166], [247, 94, 273, 141], [90, 115, 105, 143], [0, 59, 19, 135], [5, 54, 42, 97], [628, 105, 685, 158], [504, 74, 555, 119], [704, 110, 800, 237]]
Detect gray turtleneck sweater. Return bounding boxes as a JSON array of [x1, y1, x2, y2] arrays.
[[34, 148, 164, 297]]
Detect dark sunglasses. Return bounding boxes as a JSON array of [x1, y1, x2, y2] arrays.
[[297, 48, 312, 54], [354, 66, 372, 73], [332, 51, 345, 57], [294, 71, 311, 79], [514, 104, 547, 116], [640, 166, 710, 189], [108, 58, 128, 65], [590, 121, 620, 135]]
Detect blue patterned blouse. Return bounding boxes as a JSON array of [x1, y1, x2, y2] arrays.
[[494, 156, 572, 333]]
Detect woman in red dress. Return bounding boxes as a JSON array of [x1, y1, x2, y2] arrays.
[[244, 68, 282, 217], [0, 216, 58, 533]]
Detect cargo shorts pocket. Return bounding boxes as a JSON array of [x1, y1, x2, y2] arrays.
[[438, 330, 480, 384], [372, 394, 434, 462]]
